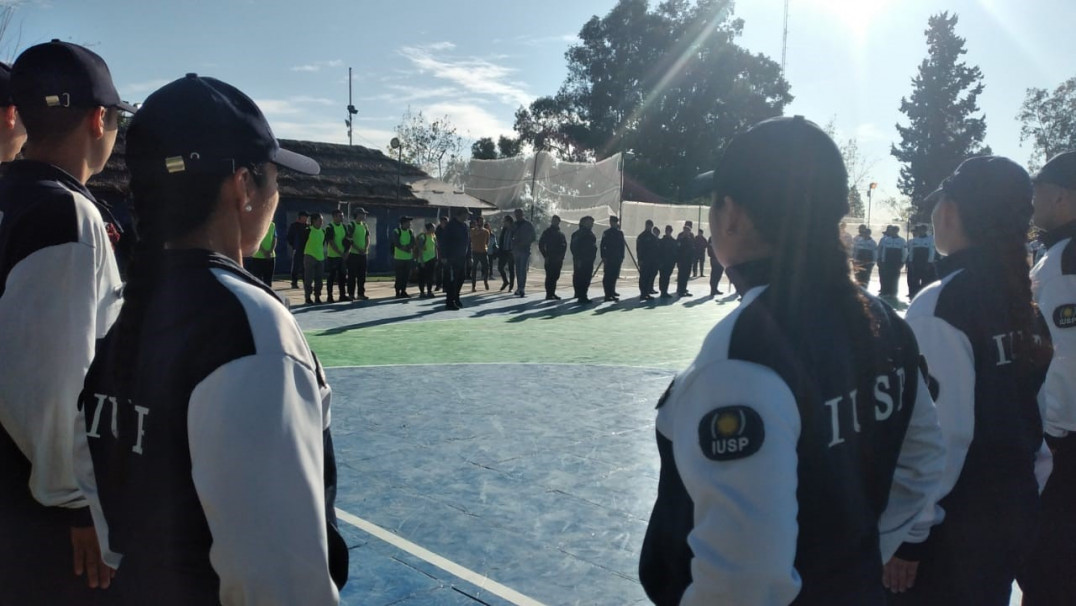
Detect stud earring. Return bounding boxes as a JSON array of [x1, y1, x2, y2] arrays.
[[244, 205, 253, 212]]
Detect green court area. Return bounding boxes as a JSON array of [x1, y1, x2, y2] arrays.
[[301, 292, 739, 369]]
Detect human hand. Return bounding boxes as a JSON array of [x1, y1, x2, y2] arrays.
[[71, 526, 114, 589], [882, 557, 919, 593]]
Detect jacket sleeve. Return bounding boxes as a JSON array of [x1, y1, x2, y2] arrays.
[[878, 365, 945, 561], [1034, 271, 1076, 437], [667, 360, 802, 606], [893, 314, 977, 557], [188, 354, 339, 606], [0, 211, 121, 519]]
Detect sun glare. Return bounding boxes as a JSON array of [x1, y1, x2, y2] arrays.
[[804, 0, 894, 33]]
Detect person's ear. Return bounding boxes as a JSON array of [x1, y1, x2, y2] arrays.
[[226, 168, 255, 214], [0, 106, 16, 130], [87, 107, 107, 139]]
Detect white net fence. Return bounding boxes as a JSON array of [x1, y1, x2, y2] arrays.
[[463, 152, 623, 213]]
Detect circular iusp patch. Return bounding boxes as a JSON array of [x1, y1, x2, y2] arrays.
[[1054, 304, 1076, 329], [698, 405, 765, 461]]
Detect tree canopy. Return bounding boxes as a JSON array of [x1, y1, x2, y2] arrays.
[[1017, 77, 1076, 170], [388, 108, 464, 180], [891, 12, 989, 223], [513, 0, 791, 201]]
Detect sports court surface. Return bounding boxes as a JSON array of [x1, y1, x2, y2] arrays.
[[286, 271, 1022, 605]]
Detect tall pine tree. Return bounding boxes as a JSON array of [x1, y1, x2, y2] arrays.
[[891, 12, 989, 222]]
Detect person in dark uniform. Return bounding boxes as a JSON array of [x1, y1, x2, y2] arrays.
[[693, 227, 708, 277], [434, 215, 448, 292], [442, 207, 470, 310], [392, 216, 415, 298], [878, 225, 906, 299], [285, 211, 309, 288], [0, 40, 131, 603], [539, 214, 567, 300], [706, 235, 724, 295], [497, 215, 515, 292], [346, 207, 370, 301], [639, 116, 945, 605], [905, 222, 936, 300], [853, 225, 878, 287], [658, 225, 678, 298], [1014, 151, 1076, 606], [887, 157, 1053, 605], [470, 219, 491, 291], [601, 216, 626, 302], [571, 215, 597, 303], [323, 209, 349, 302], [637, 219, 659, 300], [675, 221, 696, 296], [74, 74, 346, 605]]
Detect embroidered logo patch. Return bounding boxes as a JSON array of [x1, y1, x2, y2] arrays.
[[1054, 304, 1076, 329], [698, 406, 764, 461]]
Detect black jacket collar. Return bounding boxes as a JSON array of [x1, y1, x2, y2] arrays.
[[727, 258, 773, 294], [1043, 220, 1076, 249]]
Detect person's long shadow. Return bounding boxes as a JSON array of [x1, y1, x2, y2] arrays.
[[505, 299, 599, 322], [291, 296, 412, 315]]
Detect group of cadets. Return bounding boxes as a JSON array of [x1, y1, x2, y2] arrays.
[[852, 222, 940, 299], [2, 40, 1076, 606], [281, 206, 371, 304]]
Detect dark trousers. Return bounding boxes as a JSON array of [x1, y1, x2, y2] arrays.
[[854, 261, 874, 288], [906, 261, 932, 300], [658, 265, 674, 295], [573, 259, 594, 299], [879, 260, 901, 296], [346, 254, 367, 298], [710, 262, 724, 294], [471, 253, 490, 288], [1020, 435, 1076, 605], [639, 263, 656, 296], [498, 252, 515, 289], [435, 259, 445, 290], [603, 258, 622, 297], [394, 259, 411, 295], [545, 258, 563, 296], [290, 248, 303, 286], [693, 254, 706, 276], [0, 510, 109, 606], [303, 255, 323, 301], [247, 257, 274, 286], [445, 260, 466, 305], [325, 256, 346, 299], [419, 259, 437, 295], [676, 259, 692, 294]]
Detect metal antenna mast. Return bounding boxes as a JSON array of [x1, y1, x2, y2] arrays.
[[345, 67, 358, 146], [781, 0, 790, 72]]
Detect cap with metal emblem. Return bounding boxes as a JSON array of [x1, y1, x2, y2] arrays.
[[11, 39, 135, 113]]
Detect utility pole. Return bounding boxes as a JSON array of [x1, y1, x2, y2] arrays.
[[530, 148, 540, 222], [781, 0, 790, 73], [345, 67, 358, 146]]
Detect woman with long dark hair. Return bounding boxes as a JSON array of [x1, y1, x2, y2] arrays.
[[72, 75, 347, 604], [887, 156, 1053, 605], [639, 116, 945, 605]]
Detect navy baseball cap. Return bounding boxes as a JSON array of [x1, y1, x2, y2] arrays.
[[11, 40, 135, 113], [0, 62, 12, 106], [1033, 151, 1076, 191], [125, 74, 319, 176], [941, 156, 1032, 212]]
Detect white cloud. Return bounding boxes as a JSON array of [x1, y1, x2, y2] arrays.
[[398, 44, 531, 107], [855, 122, 886, 142], [426, 41, 456, 51], [360, 84, 461, 104], [423, 101, 513, 139], [256, 96, 337, 116], [121, 78, 171, 97], [290, 59, 344, 73]]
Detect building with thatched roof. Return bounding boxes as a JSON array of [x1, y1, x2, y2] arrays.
[[88, 134, 494, 273]]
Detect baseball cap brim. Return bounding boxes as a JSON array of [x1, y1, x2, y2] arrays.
[[686, 170, 715, 200], [115, 99, 137, 113], [272, 146, 320, 175]]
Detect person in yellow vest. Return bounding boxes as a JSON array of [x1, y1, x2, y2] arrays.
[[417, 222, 438, 298], [346, 207, 370, 300], [392, 216, 415, 298], [249, 220, 277, 286], [324, 209, 349, 303], [303, 213, 326, 304]]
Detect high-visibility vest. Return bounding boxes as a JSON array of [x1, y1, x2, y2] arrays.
[[393, 228, 413, 260], [304, 226, 326, 261], [252, 221, 275, 259], [350, 222, 369, 254], [326, 221, 347, 259], [420, 233, 437, 263]]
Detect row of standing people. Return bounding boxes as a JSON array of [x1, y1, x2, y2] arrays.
[[852, 222, 939, 299]]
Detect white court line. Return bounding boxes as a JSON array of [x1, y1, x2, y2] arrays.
[[335, 507, 546, 606]]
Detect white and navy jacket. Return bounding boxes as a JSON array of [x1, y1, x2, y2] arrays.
[[907, 235, 936, 267], [74, 251, 345, 605], [899, 249, 1052, 559], [1032, 220, 1076, 437], [853, 236, 877, 264], [878, 235, 907, 265], [639, 259, 945, 605], [0, 160, 123, 526]]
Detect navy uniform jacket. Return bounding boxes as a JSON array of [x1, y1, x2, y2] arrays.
[[853, 236, 878, 264], [676, 232, 695, 264], [637, 229, 658, 268], [659, 235, 678, 271], [899, 249, 1052, 561], [538, 226, 567, 262], [878, 235, 907, 265], [1031, 220, 1076, 437], [74, 251, 345, 605], [640, 259, 945, 605], [571, 227, 597, 266], [442, 219, 470, 263], [907, 236, 936, 267], [600, 227, 625, 262]]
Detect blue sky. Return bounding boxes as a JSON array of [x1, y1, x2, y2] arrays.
[[6, 0, 1075, 210]]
